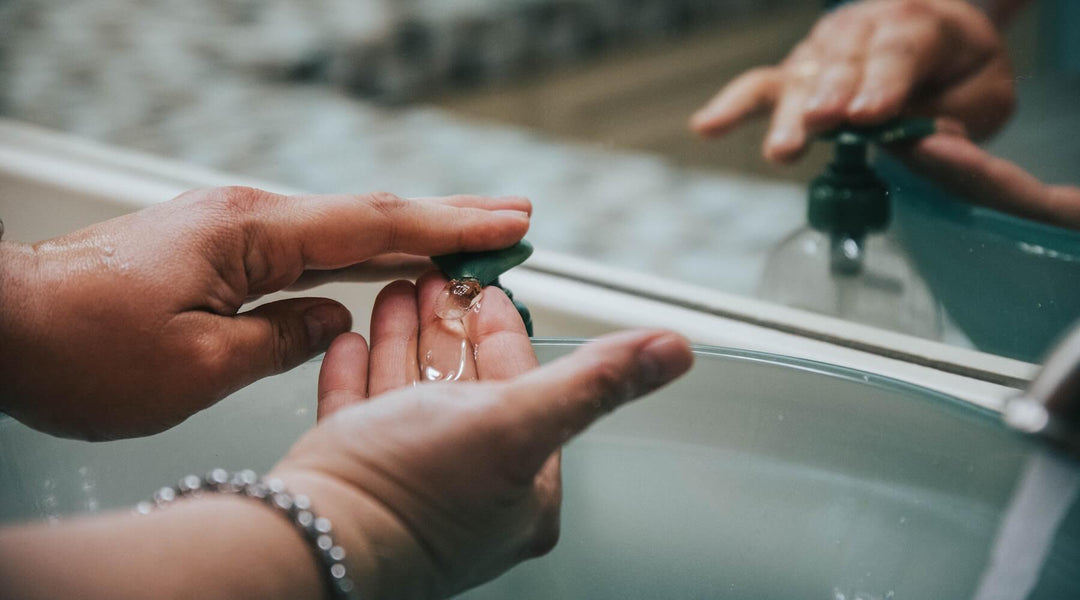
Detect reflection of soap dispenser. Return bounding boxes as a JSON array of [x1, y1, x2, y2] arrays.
[[759, 119, 944, 339]]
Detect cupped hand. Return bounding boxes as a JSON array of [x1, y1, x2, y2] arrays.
[[271, 274, 694, 600], [691, 0, 1015, 163], [899, 131, 1080, 230], [0, 186, 530, 439]]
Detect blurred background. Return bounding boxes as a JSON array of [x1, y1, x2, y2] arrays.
[[1, 0, 1077, 360]]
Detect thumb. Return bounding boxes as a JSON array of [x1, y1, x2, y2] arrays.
[[224, 298, 353, 382], [897, 133, 1080, 230], [496, 330, 693, 476]]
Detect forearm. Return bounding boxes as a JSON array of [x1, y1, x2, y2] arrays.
[[0, 495, 323, 600]]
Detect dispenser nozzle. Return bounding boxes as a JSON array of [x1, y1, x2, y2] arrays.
[[808, 118, 936, 275], [432, 240, 535, 335], [829, 234, 865, 275]]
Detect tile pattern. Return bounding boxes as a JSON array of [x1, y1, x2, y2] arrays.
[[0, 0, 805, 297]]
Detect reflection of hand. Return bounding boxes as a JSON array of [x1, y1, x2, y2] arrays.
[[272, 276, 694, 599], [898, 132, 1080, 230], [691, 0, 1014, 163], [0, 186, 531, 439]]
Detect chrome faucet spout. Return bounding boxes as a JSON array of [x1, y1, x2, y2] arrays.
[[1005, 322, 1080, 452]]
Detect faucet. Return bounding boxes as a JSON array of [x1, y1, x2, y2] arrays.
[[1004, 322, 1080, 453]]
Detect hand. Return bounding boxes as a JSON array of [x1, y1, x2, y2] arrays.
[[271, 274, 694, 599], [0, 186, 531, 439], [691, 0, 1015, 163], [898, 131, 1080, 230]]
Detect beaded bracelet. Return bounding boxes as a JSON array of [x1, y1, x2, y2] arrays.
[[136, 469, 361, 600]]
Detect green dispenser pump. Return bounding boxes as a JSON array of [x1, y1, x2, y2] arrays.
[[807, 118, 936, 274], [758, 118, 944, 338], [432, 240, 535, 335]]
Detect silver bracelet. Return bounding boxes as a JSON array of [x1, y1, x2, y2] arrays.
[[136, 469, 361, 600]]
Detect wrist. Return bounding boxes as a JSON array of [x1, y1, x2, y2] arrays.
[[164, 494, 326, 600], [272, 469, 442, 600]]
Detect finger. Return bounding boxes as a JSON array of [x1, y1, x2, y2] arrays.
[[803, 62, 863, 131], [468, 286, 537, 381], [1044, 187, 1080, 232], [847, 20, 943, 124], [465, 285, 555, 531], [368, 280, 421, 397], [317, 333, 370, 420], [497, 330, 693, 476], [416, 270, 478, 383], [217, 188, 530, 294], [897, 134, 1080, 230], [764, 81, 813, 163], [218, 297, 352, 385], [419, 195, 533, 216], [288, 255, 435, 291], [803, 15, 872, 131], [909, 57, 1015, 141], [690, 67, 782, 137], [930, 116, 968, 138]]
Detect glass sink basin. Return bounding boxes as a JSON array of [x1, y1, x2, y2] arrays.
[[1, 341, 1078, 599]]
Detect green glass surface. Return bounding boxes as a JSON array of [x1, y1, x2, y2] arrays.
[[1, 341, 1078, 599], [878, 156, 1080, 362]]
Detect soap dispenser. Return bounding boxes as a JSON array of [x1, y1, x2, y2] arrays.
[[432, 240, 535, 336], [758, 119, 944, 339]]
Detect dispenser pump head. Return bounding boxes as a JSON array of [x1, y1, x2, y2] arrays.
[[807, 118, 935, 274], [431, 240, 534, 287], [432, 240, 535, 335]]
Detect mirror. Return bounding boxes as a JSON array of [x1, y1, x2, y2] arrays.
[[1, 0, 1077, 367]]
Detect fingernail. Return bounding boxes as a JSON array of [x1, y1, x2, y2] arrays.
[[933, 117, 966, 138], [691, 106, 726, 130], [637, 333, 693, 387], [304, 303, 348, 351], [806, 89, 842, 113], [768, 128, 797, 148], [496, 210, 530, 220], [848, 92, 874, 114]]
